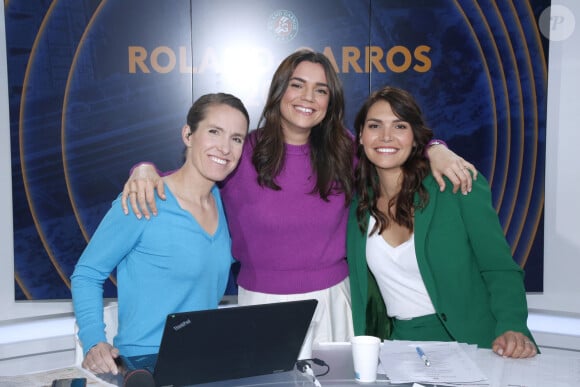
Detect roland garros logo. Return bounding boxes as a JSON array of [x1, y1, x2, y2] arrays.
[[268, 10, 299, 41]]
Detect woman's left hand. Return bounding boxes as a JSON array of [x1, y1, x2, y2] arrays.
[[492, 330, 538, 358], [427, 144, 478, 195]]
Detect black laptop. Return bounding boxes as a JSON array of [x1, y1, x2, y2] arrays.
[[121, 299, 318, 386]]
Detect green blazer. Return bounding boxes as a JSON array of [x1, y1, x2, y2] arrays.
[[347, 174, 536, 349]]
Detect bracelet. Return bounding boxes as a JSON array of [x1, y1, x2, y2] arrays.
[[423, 139, 448, 159]]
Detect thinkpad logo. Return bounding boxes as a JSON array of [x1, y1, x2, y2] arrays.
[[172, 318, 191, 331]]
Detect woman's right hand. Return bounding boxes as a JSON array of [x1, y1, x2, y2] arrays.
[[121, 163, 164, 219], [82, 342, 120, 375], [492, 330, 537, 358]]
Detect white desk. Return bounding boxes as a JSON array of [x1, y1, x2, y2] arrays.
[[1, 343, 579, 386], [82, 343, 580, 386], [313, 342, 580, 386]]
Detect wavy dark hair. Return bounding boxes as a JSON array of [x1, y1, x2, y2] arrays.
[[251, 49, 354, 203], [354, 86, 434, 235]]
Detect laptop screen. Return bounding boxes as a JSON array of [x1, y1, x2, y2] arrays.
[[153, 299, 318, 386]]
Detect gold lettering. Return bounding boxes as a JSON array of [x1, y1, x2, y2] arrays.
[[179, 46, 194, 73], [198, 47, 220, 73], [413, 45, 431, 72], [127, 45, 431, 75], [366, 46, 385, 73], [342, 47, 363, 73], [386, 46, 412, 73], [150, 46, 176, 73], [128, 46, 150, 73]]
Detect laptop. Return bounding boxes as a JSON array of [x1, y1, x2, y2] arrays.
[[120, 299, 318, 386]]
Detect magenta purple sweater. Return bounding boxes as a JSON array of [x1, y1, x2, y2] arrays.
[[220, 133, 349, 294]]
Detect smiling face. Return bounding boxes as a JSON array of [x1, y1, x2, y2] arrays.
[[279, 61, 330, 143], [359, 100, 415, 174], [185, 103, 248, 183]]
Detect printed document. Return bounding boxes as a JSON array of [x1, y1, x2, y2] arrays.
[[379, 340, 487, 385]]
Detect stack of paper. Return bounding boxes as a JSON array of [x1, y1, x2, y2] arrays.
[[0, 365, 115, 387], [379, 340, 488, 385]]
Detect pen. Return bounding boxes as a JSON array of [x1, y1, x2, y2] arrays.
[[415, 346, 431, 367]]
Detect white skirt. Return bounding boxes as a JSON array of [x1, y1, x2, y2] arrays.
[[238, 278, 354, 358]]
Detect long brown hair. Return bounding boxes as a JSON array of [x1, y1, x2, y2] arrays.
[[354, 86, 433, 234], [251, 49, 354, 203]]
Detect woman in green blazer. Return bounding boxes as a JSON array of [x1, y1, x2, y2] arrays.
[[347, 86, 537, 358]]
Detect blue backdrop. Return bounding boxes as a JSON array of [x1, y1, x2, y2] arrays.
[[5, 0, 548, 299]]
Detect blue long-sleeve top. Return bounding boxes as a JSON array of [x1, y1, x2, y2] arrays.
[[71, 184, 233, 357]]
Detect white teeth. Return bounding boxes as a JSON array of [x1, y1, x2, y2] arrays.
[[295, 106, 313, 114], [209, 156, 227, 165], [376, 148, 396, 153]]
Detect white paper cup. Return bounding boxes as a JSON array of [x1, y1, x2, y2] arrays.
[[350, 335, 380, 383]]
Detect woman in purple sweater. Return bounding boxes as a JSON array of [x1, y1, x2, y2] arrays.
[[121, 50, 476, 350]]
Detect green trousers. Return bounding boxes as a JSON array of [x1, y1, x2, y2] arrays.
[[391, 313, 454, 342]]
